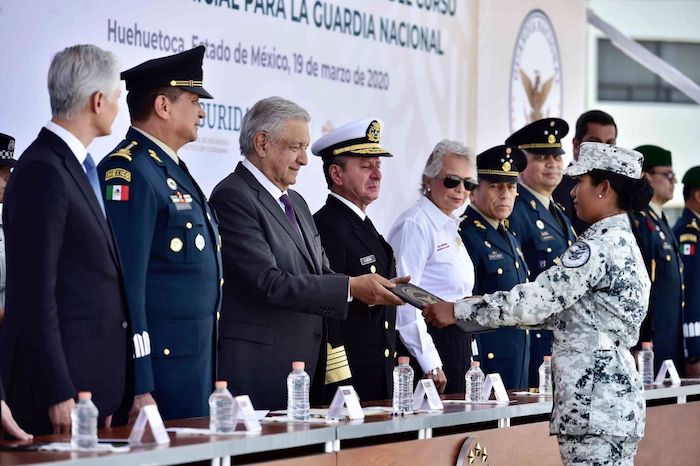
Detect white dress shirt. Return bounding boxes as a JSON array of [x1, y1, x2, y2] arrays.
[[387, 195, 475, 372], [45, 120, 88, 172]]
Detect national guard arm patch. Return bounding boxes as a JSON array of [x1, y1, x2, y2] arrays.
[[562, 241, 590, 267], [105, 168, 131, 182], [106, 185, 130, 201]]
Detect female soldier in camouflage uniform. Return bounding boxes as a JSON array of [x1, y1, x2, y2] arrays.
[[423, 142, 653, 466]]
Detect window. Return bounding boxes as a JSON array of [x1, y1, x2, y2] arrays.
[[597, 39, 700, 103]]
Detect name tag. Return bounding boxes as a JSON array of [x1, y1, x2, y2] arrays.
[[488, 251, 504, 261], [360, 254, 376, 265]]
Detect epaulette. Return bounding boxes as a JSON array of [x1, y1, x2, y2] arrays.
[[687, 219, 700, 231], [109, 140, 138, 162]]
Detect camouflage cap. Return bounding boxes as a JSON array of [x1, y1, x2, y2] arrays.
[[564, 142, 643, 179]]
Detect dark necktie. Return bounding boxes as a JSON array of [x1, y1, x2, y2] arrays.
[[83, 153, 105, 216], [364, 216, 381, 239], [280, 193, 301, 235], [549, 202, 566, 231]]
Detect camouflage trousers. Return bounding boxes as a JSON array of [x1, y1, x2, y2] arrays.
[[558, 435, 640, 466]]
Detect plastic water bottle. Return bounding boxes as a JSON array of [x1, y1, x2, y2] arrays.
[[538, 356, 553, 394], [392, 356, 414, 414], [71, 391, 98, 449], [638, 342, 655, 385], [287, 361, 310, 421], [209, 381, 235, 433], [465, 361, 485, 402]]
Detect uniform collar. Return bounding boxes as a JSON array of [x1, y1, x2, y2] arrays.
[[329, 192, 366, 221], [419, 195, 460, 229], [132, 126, 179, 164], [649, 201, 663, 219], [468, 204, 501, 230], [45, 120, 87, 166], [519, 182, 551, 209]]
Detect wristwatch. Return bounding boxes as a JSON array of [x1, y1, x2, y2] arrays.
[[425, 367, 442, 376]]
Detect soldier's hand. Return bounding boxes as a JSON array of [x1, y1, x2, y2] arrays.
[[349, 274, 405, 306], [389, 276, 411, 285], [128, 392, 157, 425], [48, 398, 75, 435], [424, 368, 447, 393], [1, 400, 33, 440], [422, 302, 457, 328]]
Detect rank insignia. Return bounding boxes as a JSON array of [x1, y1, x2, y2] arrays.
[[680, 233, 697, 243], [474, 220, 486, 230], [530, 200, 537, 210], [109, 141, 138, 161], [105, 185, 129, 201], [105, 168, 131, 182], [148, 149, 163, 164]]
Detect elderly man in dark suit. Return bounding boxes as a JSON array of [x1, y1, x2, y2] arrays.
[[210, 97, 405, 410], [0, 45, 131, 435]]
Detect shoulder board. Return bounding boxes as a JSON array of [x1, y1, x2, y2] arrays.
[[109, 140, 138, 162], [687, 219, 700, 231]]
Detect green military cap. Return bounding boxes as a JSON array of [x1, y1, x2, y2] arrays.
[[634, 144, 672, 171], [682, 166, 700, 188]]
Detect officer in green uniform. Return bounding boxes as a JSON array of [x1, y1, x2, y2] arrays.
[[98, 46, 222, 420]]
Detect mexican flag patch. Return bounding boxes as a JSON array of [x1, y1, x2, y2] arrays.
[[683, 243, 695, 256], [106, 185, 130, 201]]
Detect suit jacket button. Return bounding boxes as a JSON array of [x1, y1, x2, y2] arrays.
[[121, 321, 128, 330], [497, 268, 503, 275], [163, 348, 171, 356], [487, 352, 495, 360], [536, 333, 541, 338], [185, 222, 193, 229], [384, 320, 389, 330]]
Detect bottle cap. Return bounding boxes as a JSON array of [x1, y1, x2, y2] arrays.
[[543, 356, 552, 361], [77, 391, 92, 400], [292, 361, 305, 370], [397, 356, 410, 365], [215, 381, 228, 389], [641, 342, 653, 349], [470, 361, 480, 367]]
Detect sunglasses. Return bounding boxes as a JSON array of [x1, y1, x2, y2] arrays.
[[436, 175, 478, 191]]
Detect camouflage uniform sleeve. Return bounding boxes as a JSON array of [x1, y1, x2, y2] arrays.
[[455, 238, 609, 327]]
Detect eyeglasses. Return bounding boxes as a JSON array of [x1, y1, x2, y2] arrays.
[[649, 170, 676, 181], [436, 175, 478, 191]]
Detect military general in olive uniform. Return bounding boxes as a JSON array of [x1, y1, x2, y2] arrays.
[[97, 46, 222, 420], [506, 118, 577, 388]]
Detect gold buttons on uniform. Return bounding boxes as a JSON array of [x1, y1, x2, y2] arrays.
[[536, 333, 541, 338], [666, 255, 671, 262], [370, 265, 377, 273], [385, 321, 389, 330], [384, 349, 390, 358], [207, 212, 212, 221], [515, 262, 520, 269], [568, 240, 572, 246], [185, 222, 193, 229], [497, 268, 503, 275], [220, 278, 224, 287], [394, 351, 398, 358], [163, 348, 171, 356], [487, 352, 495, 360], [546, 247, 552, 253], [216, 312, 221, 321], [170, 237, 183, 252]]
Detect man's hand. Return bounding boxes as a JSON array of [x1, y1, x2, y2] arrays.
[[422, 302, 457, 328], [349, 275, 409, 306], [128, 393, 157, 425], [48, 398, 75, 434], [686, 360, 700, 377], [424, 368, 447, 393], [1, 400, 33, 440]]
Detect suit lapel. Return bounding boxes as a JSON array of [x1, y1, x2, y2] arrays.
[[291, 190, 322, 273], [236, 164, 315, 269], [40, 129, 119, 265]]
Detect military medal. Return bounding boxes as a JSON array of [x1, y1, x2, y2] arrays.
[[536, 220, 545, 229], [167, 178, 177, 190]]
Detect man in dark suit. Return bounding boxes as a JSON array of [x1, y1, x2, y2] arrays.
[[552, 110, 617, 235], [210, 97, 405, 410], [97, 46, 222, 421], [506, 118, 577, 388], [673, 166, 700, 376], [631, 145, 685, 375], [0, 45, 130, 435], [311, 118, 398, 402], [459, 145, 530, 389]]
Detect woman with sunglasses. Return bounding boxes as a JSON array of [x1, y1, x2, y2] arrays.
[[387, 139, 477, 394], [422, 143, 653, 465]]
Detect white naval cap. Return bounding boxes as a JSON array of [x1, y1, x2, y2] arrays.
[[564, 142, 643, 179], [311, 118, 392, 159]]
